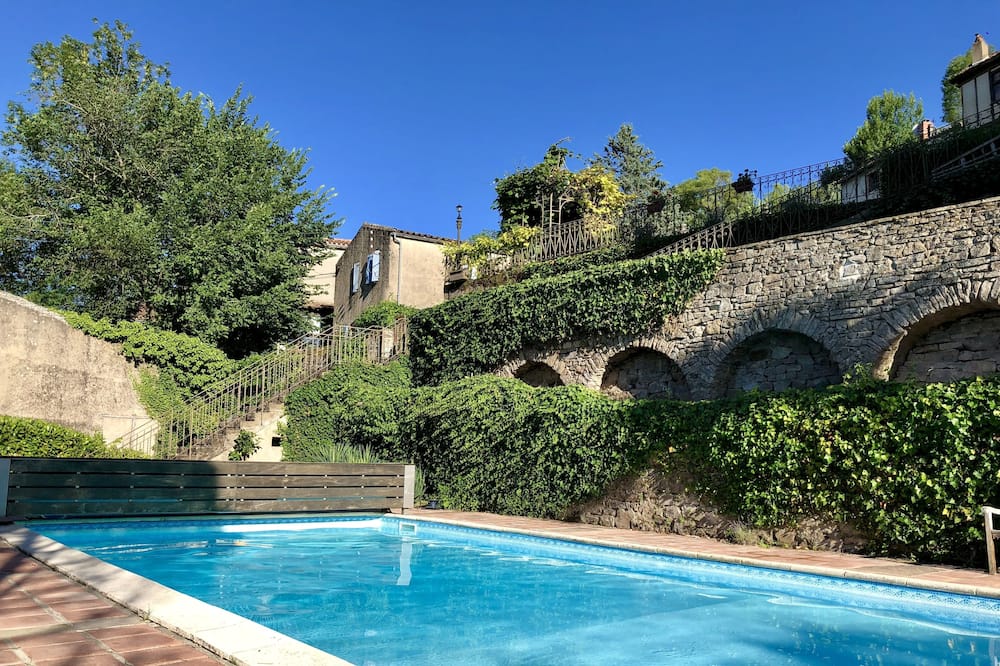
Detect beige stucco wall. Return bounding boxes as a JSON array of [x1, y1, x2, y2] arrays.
[[396, 236, 447, 309], [0, 292, 151, 441], [334, 225, 447, 324], [304, 246, 345, 309]]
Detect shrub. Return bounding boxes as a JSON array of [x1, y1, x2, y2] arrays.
[[282, 360, 413, 462], [648, 376, 1000, 565], [228, 430, 260, 461], [405, 376, 641, 517], [352, 302, 418, 328], [0, 416, 143, 458], [408, 249, 724, 385]]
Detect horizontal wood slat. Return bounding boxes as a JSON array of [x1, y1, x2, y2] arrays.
[[10, 472, 405, 490], [3, 457, 413, 520], [7, 497, 397, 518], [7, 457, 406, 477]]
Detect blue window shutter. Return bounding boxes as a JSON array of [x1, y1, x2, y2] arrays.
[[351, 262, 360, 294], [368, 250, 381, 283]]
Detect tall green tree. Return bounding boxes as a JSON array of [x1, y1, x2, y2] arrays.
[[671, 168, 753, 228], [2, 21, 336, 356], [842, 90, 923, 164], [942, 51, 973, 124], [591, 123, 666, 201]]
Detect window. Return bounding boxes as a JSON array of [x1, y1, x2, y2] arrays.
[[365, 250, 381, 284], [991, 68, 1000, 105], [350, 262, 360, 294]]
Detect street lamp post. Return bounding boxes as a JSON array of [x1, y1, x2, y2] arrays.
[[455, 204, 463, 242]]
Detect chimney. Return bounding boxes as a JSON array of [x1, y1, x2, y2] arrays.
[[913, 119, 935, 140], [972, 33, 990, 63]]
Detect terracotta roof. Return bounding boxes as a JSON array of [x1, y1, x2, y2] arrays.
[[325, 238, 351, 248]]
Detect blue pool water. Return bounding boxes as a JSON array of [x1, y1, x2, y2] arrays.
[[28, 515, 1000, 665]]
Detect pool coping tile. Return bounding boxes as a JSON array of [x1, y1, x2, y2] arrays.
[[0, 524, 351, 666]]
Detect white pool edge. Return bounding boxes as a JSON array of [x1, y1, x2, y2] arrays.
[[0, 523, 352, 666]]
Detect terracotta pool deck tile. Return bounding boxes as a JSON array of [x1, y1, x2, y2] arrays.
[[120, 644, 220, 666], [0, 540, 232, 666], [18, 637, 108, 662], [0, 649, 24, 666]]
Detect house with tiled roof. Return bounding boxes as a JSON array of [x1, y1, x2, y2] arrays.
[[332, 223, 449, 324]]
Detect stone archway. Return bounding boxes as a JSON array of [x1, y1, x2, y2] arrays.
[[600, 348, 690, 400], [713, 329, 842, 398], [887, 304, 1000, 383], [513, 361, 565, 388]]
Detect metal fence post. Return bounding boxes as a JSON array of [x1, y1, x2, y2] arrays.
[[0, 458, 10, 520]]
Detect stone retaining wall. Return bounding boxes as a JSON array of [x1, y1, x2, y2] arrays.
[[499, 196, 1000, 399], [0, 293, 150, 442], [570, 469, 869, 553]]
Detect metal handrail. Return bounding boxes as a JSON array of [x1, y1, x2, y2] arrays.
[[115, 319, 408, 459]]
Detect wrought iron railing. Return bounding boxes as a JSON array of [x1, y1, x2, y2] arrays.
[[654, 118, 1000, 258], [116, 319, 409, 459]]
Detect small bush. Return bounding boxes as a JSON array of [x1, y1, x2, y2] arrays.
[[228, 430, 260, 461]]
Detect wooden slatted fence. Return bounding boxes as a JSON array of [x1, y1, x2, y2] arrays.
[[0, 457, 414, 520]]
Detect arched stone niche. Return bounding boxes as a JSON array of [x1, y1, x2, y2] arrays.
[[888, 304, 1000, 383], [713, 329, 842, 397], [513, 361, 564, 388], [601, 348, 690, 400]]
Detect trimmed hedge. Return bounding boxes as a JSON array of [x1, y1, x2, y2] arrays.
[[409, 249, 724, 385], [407, 377, 640, 517], [284, 361, 1000, 566], [0, 415, 141, 458], [282, 361, 413, 462]]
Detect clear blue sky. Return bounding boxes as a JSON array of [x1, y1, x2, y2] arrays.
[[2, 2, 998, 241]]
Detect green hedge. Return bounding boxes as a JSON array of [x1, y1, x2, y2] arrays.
[[62, 312, 241, 421], [409, 249, 724, 385], [407, 377, 640, 517], [282, 361, 413, 462], [515, 244, 634, 281], [352, 302, 418, 328], [283, 361, 1000, 566], [0, 416, 141, 458], [661, 377, 1000, 564]]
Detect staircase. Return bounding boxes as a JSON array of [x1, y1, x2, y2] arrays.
[[931, 133, 1000, 180], [116, 319, 408, 459]]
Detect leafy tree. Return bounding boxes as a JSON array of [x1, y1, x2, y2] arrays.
[[591, 123, 666, 201], [671, 168, 753, 228], [492, 142, 630, 232], [2, 21, 336, 356], [942, 51, 973, 124], [842, 90, 923, 164], [493, 143, 574, 230]]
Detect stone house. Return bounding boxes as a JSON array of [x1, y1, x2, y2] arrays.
[[332, 223, 449, 324]]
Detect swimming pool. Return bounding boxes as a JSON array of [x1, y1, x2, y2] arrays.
[[26, 515, 1000, 665]]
